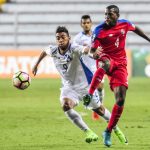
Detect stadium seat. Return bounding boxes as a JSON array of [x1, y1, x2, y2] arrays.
[[0, 0, 150, 49]]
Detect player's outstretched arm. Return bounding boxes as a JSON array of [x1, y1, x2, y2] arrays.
[[89, 46, 103, 60], [32, 51, 47, 76], [134, 26, 150, 43], [83, 46, 100, 59]]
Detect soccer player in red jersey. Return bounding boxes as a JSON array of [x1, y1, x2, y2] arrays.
[[83, 5, 150, 147]]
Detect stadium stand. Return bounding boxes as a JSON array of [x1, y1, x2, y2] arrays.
[[0, 0, 9, 12], [0, 0, 150, 50]]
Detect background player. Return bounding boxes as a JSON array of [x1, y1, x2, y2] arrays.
[[32, 26, 127, 144], [83, 5, 150, 147], [73, 15, 104, 120]]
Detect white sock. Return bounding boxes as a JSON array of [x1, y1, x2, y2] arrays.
[[65, 109, 89, 131], [98, 89, 104, 103], [101, 108, 111, 122]]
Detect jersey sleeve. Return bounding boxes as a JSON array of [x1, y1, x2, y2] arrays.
[[72, 44, 87, 56], [91, 23, 105, 50], [127, 20, 136, 31], [43, 45, 56, 56]]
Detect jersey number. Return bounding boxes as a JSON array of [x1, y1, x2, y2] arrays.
[[115, 38, 119, 47], [63, 64, 68, 72]]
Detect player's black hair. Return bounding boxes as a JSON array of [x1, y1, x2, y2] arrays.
[[81, 15, 92, 22], [106, 5, 120, 15], [56, 26, 69, 36]]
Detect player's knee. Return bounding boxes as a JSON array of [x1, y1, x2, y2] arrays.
[[101, 59, 110, 72], [62, 99, 71, 111], [62, 101, 71, 111], [62, 98, 75, 111], [97, 83, 104, 91], [116, 97, 125, 106]]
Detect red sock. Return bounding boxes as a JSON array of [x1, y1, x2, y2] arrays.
[[89, 68, 105, 95], [107, 104, 124, 132]]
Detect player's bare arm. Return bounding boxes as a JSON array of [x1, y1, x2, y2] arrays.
[[32, 51, 47, 76], [134, 26, 150, 42], [89, 46, 103, 59], [83, 46, 99, 59], [82, 46, 98, 59]]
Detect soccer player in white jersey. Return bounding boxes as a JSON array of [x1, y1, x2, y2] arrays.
[[73, 15, 104, 120], [32, 26, 127, 144]]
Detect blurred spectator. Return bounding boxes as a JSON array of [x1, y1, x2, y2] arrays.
[[0, 0, 10, 12]]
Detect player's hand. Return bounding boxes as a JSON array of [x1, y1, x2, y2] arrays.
[[32, 65, 38, 76], [93, 52, 99, 59], [83, 94, 92, 107], [93, 46, 103, 59]]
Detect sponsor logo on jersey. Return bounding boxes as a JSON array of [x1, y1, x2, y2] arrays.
[[109, 34, 113, 37], [121, 29, 125, 35]]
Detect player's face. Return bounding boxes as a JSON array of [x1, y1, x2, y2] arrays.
[[81, 18, 92, 33], [56, 32, 70, 50], [105, 8, 119, 26]]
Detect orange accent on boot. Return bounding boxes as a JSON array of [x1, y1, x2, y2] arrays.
[[92, 112, 100, 120]]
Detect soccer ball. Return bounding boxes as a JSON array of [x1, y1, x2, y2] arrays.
[[12, 71, 31, 90]]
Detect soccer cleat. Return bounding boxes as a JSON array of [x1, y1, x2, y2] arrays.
[[102, 130, 112, 147], [114, 127, 128, 145], [92, 112, 100, 120], [85, 129, 99, 143]]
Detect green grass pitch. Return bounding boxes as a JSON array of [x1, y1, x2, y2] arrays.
[[0, 77, 150, 150]]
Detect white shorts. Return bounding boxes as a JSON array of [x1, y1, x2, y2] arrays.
[[60, 86, 101, 110]]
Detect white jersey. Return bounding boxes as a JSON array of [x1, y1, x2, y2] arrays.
[[44, 44, 94, 90], [73, 32, 92, 47], [73, 31, 97, 74]]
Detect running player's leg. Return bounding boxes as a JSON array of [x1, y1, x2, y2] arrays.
[[90, 90, 110, 122], [92, 81, 105, 120], [94, 103, 128, 145], [84, 88, 128, 145], [88, 56, 111, 95], [97, 80, 105, 103], [60, 88, 98, 143], [103, 86, 127, 147], [88, 90, 113, 146], [88, 58, 128, 147], [103, 66, 128, 147]]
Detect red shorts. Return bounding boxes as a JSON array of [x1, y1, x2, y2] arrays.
[[96, 54, 128, 91]]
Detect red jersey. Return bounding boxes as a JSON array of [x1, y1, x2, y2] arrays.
[[92, 19, 135, 63]]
